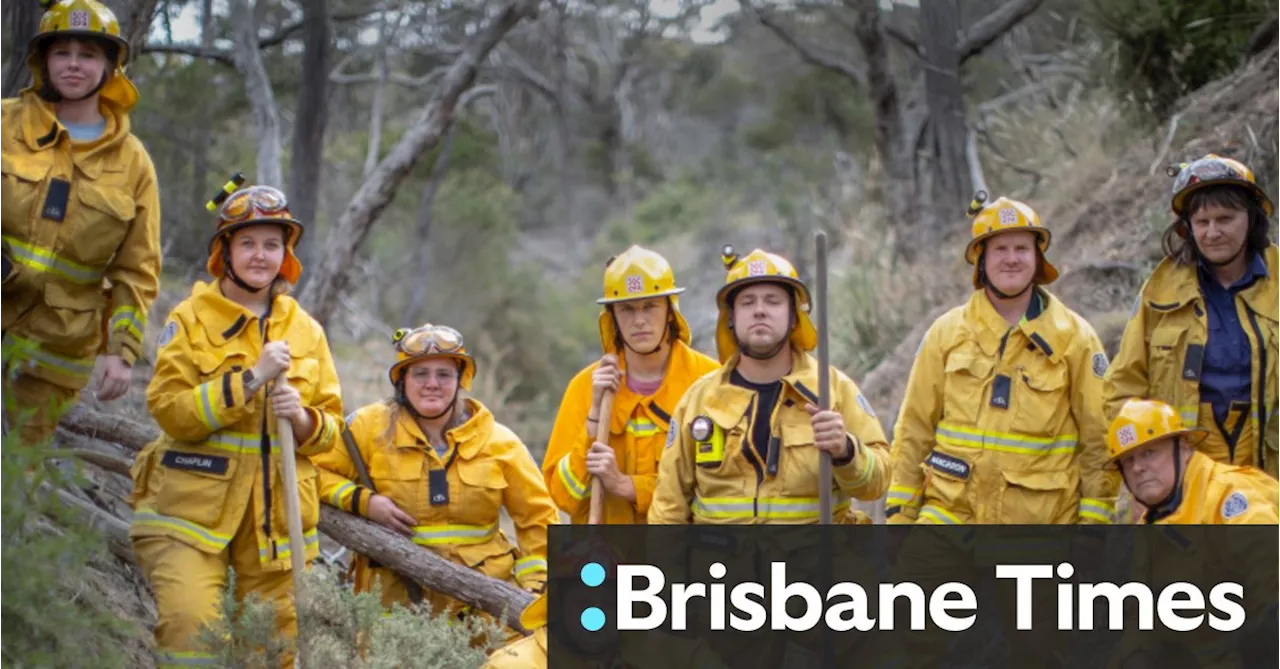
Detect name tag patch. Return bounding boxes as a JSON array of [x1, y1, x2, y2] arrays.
[[162, 450, 230, 476], [926, 450, 971, 480]]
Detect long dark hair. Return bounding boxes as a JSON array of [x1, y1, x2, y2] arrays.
[[1162, 185, 1273, 266]]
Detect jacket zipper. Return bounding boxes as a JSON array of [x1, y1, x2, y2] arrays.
[[258, 309, 275, 559], [739, 396, 764, 519], [1244, 307, 1268, 471]]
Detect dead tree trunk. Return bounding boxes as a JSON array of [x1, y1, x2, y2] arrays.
[[299, 0, 539, 328], [1, 1, 41, 98], [289, 0, 332, 228], [231, 0, 284, 187], [920, 0, 970, 219]]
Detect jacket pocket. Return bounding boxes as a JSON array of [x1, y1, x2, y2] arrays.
[[129, 440, 161, 507], [1, 154, 50, 236], [1148, 327, 1188, 405], [68, 181, 135, 267], [998, 469, 1077, 524], [286, 357, 320, 403], [1012, 361, 1070, 439], [454, 538, 517, 582], [276, 456, 321, 531], [38, 281, 104, 356], [154, 447, 238, 528], [778, 420, 819, 497], [456, 457, 506, 520], [942, 350, 994, 425]]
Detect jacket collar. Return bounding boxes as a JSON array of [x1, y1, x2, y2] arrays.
[[608, 339, 707, 432], [704, 347, 823, 428], [187, 280, 301, 348], [18, 90, 130, 180], [966, 287, 1072, 363], [391, 397, 494, 461], [1146, 244, 1279, 321]]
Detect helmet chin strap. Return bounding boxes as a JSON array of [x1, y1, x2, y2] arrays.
[[221, 242, 267, 294], [1184, 217, 1249, 269], [731, 308, 792, 360], [978, 260, 1032, 300], [396, 379, 457, 421], [1128, 437, 1185, 524]]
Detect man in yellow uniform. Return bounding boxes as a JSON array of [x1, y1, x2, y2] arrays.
[[1104, 398, 1278, 524], [544, 245, 719, 524], [2, 0, 162, 445], [887, 193, 1119, 525], [1104, 154, 1278, 479], [649, 247, 889, 525], [1104, 398, 1277, 669]]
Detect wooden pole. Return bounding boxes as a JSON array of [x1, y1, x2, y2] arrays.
[[274, 375, 309, 668], [587, 390, 616, 525], [815, 231, 833, 525]]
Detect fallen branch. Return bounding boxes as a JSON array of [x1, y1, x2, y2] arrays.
[[318, 507, 535, 634], [56, 402, 536, 634]]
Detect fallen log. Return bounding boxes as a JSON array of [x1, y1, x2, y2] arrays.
[[318, 506, 535, 634], [56, 405, 537, 634]]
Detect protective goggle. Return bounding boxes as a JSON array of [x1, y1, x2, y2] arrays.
[[1169, 158, 1246, 192], [218, 185, 292, 224], [393, 324, 465, 357]]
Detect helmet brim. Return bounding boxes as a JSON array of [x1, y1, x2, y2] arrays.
[[596, 286, 686, 305], [1103, 426, 1209, 470], [1172, 179, 1276, 217]]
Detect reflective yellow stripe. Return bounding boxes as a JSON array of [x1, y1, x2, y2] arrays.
[[109, 305, 145, 341], [557, 453, 589, 500], [260, 528, 320, 561], [626, 418, 659, 437], [2, 235, 105, 284], [692, 496, 850, 521], [330, 481, 357, 507], [203, 430, 278, 455], [514, 556, 547, 576], [192, 380, 226, 431], [156, 650, 220, 667], [936, 421, 1077, 456], [132, 509, 233, 551], [918, 504, 962, 525], [2, 333, 95, 379], [1079, 498, 1114, 524], [411, 522, 499, 546], [837, 447, 877, 487], [886, 485, 918, 505]]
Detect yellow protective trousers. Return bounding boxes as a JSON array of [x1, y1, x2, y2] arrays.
[[133, 504, 299, 668], [1, 366, 83, 447]]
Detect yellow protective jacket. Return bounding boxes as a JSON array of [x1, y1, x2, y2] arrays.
[[1, 90, 161, 386], [648, 347, 890, 525], [1104, 246, 1278, 477], [313, 399, 556, 594], [544, 339, 720, 524], [888, 288, 1119, 525], [1145, 450, 1279, 524], [128, 281, 343, 569]]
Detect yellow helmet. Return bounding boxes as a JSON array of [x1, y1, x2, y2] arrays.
[[714, 247, 817, 363], [596, 245, 691, 353], [1103, 399, 1206, 470], [1168, 153, 1275, 218], [387, 324, 476, 391], [205, 179, 306, 285], [27, 0, 137, 112], [964, 192, 1058, 290]]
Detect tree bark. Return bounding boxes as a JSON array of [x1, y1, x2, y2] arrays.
[[106, 0, 160, 64], [299, 0, 539, 327], [231, 0, 284, 187], [1, 0, 41, 98], [920, 0, 970, 218], [289, 0, 332, 230]]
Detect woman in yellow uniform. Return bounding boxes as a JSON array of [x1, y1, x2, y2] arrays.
[[543, 245, 719, 524], [313, 323, 556, 637], [1105, 154, 1278, 479], [128, 182, 343, 669], [2, 0, 161, 445]]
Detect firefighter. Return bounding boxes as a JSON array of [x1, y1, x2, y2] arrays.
[[1104, 398, 1279, 524], [886, 193, 1119, 525], [1104, 154, 1278, 479], [544, 245, 719, 524], [648, 247, 889, 525], [1105, 399, 1278, 669], [128, 182, 343, 668], [313, 323, 557, 640], [2, 0, 161, 445]]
